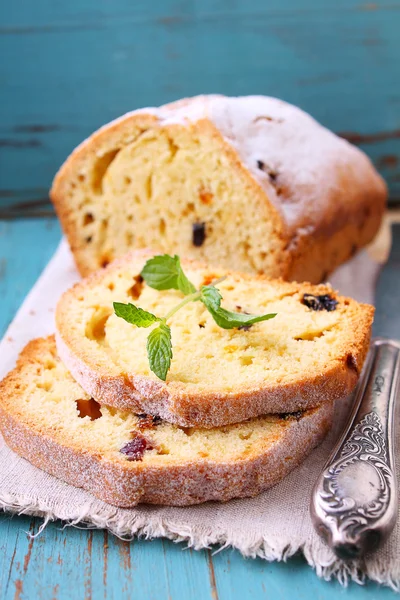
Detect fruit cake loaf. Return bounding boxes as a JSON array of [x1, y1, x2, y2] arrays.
[[50, 95, 386, 282], [0, 336, 333, 508], [55, 250, 374, 428]]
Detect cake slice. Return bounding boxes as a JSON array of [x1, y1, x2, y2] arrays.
[[50, 94, 386, 282], [0, 337, 333, 508], [55, 250, 374, 428]]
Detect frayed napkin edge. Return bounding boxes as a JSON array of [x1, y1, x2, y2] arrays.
[[1, 490, 398, 592]]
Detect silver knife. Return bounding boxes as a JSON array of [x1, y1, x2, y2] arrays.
[[310, 224, 400, 560]]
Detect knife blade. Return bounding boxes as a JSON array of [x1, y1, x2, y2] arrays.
[[310, 223, 400, 560]]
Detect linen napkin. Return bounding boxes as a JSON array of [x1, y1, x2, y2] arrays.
[[0, 240, 398, 590]]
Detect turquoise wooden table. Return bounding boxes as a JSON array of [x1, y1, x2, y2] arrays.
[[0, 218, 398, 599], [1, 0, 400, 215]]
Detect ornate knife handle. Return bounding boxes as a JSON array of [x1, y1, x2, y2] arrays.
[[311, 338, 400, 560]]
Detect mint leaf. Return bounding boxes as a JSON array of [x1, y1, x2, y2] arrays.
[[114, 302, 160, 327], [200, 285, 223, 311], [146, 322, 172, 381], [201, 285, 277, 330], [141, 254, 196, 295], [176, 268, 197, 296], [206, 307, 277, 329], [114, 302, 172, 380]]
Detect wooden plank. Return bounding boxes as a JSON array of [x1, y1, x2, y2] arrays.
[[0, 218, 61, 336], [0, 0, 399, 206], [211, 547, 397, 599], [0, 515, 216, 600], [0, 513, 398, 599], [160, 540, 216, 600]]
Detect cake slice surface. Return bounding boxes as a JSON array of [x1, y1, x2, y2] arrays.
[[55, 251, 373, 427]]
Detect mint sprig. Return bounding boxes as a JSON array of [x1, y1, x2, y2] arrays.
[[114, 254, 277, 381], [146, 323, 173, 382], [113, 302, 161, 327], [141, 254, 196, 295], [200, 285, 276, 329], [113, 302, 172, 381]]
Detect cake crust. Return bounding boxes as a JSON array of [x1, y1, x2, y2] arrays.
[[0, 337, 333, 508], [50, 95, 387, 282]]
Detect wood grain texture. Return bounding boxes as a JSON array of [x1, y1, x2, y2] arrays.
[[0, 515, 397, 600], [0, 218, 399, 598], [0, 0, 399, 211], [0, 219, 61, 334]]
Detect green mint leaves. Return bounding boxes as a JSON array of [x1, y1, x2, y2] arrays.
[[146, 323, 173, 383], [113, 302, 161, 327], [200, 285, 276, 329], [199, 284, 222, 311], [114, 254, 277, 381], [141, 254, 196, 296], [113, 302, 172, 381]]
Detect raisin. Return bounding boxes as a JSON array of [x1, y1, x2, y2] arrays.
[[192, 222, 206, 247], [256, 161, 278, 182], [120, 433, 154, 461], [137, 413, 162, 430], [268, 170, 278, 182], [278, 411, 304, 421], [302, 293, 338, 312]]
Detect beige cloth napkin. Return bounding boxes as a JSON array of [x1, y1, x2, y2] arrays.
[[0, 240, 398, 590]]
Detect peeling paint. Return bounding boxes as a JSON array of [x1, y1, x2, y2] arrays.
[[0, 139, 42, 148], [377, 154, 398, 168], [339, 129, 400, 144], [12, 124, 63, 133], [207, 550, 219, 600]]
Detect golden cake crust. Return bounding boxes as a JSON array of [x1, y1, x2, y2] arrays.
[[0, 337, 333, 508]]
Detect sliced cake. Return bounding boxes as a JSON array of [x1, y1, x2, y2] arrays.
[[0, 337, 333, 507], [55, 251, 374, 428]]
